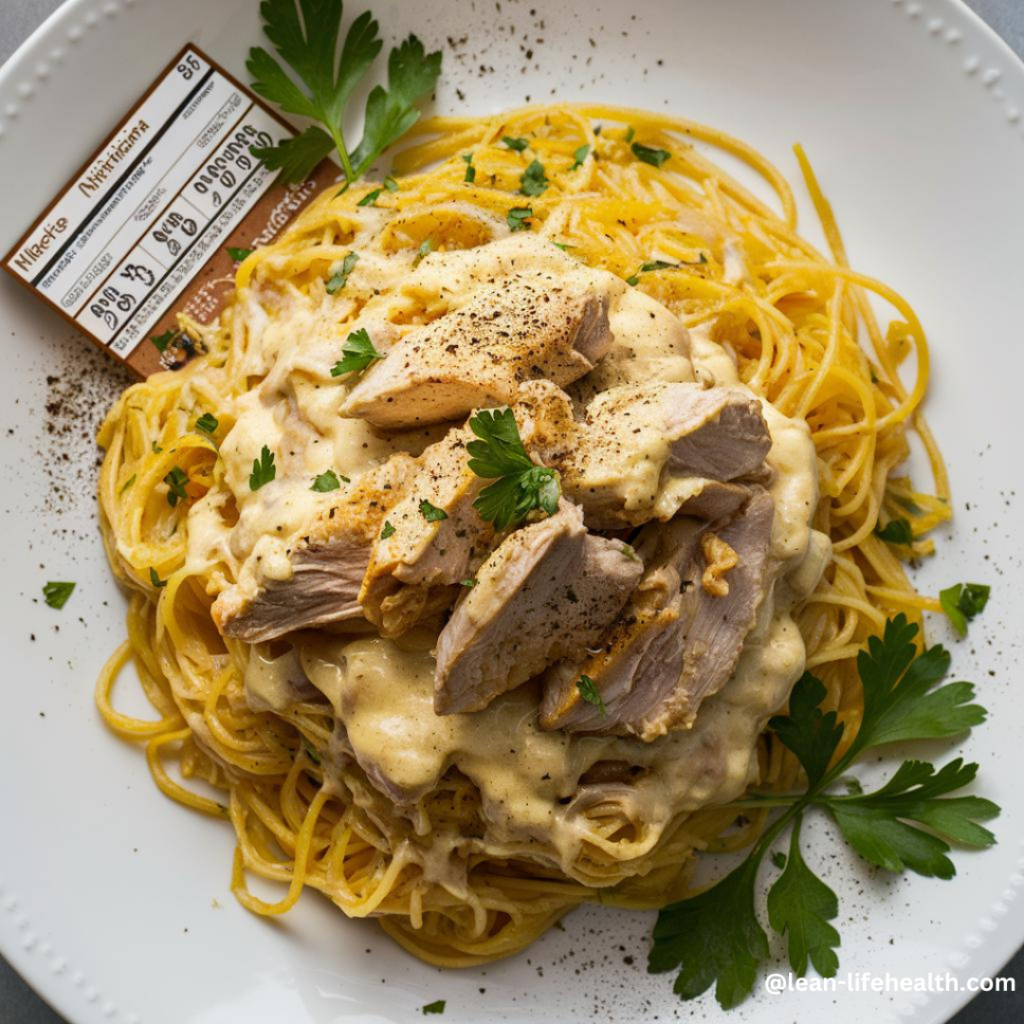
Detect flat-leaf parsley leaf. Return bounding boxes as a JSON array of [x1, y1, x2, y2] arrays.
[[632, 141, 670, 167], [42, 581, 75, 610], [248, 1, 441, 185], [876, 516, 914, 546], [507, 206, 532, 232], [466, 408, 560, 530], [249, 445, 276, 491], [939, 582, 990, 637], [311, 470, 344, 492], [520, 159, 548, 196], [419, 498, 448, 522], [576, 675, 606, 716], [570, 143, 590, 170], [164, 467, 189, 508], [195, 412, 219, 435], [331, 328, 385, 376], [648, 613, 999, 1009], [326, 251, 359, 294]]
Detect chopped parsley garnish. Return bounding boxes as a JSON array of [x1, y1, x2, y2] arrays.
[[466, 408, 560, 530], [247, 1, 442, 186], [195, 412, 219, 435], [502, 136, 528, 152], [326, 251, 359, 294], [331, 328, 385, 376], [625, 259, 678, 286], [119, 474, 136, 494], [164, 467, 189, 508], [623, 125, 635, 143], [461, 152, 476, 183], [302, 738, 322, 766], [421, 1000, 446, 1015], [380, 520, 396, 540], [576, 674, 606, 716], [460, 578, 477, 588], [632, 142, 671, 167], [226, 247, 253, 262], [311, 470, 345, 492], [150, 328, 179, 354], [570, 143, 590, 170], [149, 568, 167, 589], [419, 498, 448, 522], [552, 242, 570, 252], [507, 206, 533, 232], [249, 445, 276, 491], [42, 581, 75, 610], [519, 159, 548, 196], [414, 238, 434, 265], [875, 516, 914, 546], [383, 175, 399, 191], [939, 582, 990, 637], [357, 188, 382, 206], [649, 614, 997, 1008]]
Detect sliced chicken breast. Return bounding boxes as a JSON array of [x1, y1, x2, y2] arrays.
[[341, 272, 615, 429], [540, 487, 775, 738], [559, 382, 772, 529], [434, 501, 643, 715], [359, 425, 494, 637], [213, 457, 416, 643]]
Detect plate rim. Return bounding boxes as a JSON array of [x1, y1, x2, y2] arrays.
[[1, 1, 1022, 1023]]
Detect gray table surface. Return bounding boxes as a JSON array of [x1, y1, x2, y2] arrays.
[[1, 0, 1021, 1021]]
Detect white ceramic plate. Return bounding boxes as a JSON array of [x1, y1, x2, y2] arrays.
[[2, 1, 1023, 1022]]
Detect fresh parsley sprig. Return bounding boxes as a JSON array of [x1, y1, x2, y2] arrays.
[[648, 614, 998, 1009], [331, 328, 385, 376], [248, 0, 442, 186], [466, 408, 560, 531], [249, 445, 277, 491]]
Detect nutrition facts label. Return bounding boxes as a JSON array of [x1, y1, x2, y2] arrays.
[[3, 45, 330, 374]]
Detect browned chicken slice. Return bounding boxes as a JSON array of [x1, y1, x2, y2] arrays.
[[559, 383, 772, 529], [514, 379, 771, 529], [341, 272, 614, 429], [359, 425, 494, 637], [540, 488, 775, 739], [213, 457, 415, 643], [434, 501, 643, 715]]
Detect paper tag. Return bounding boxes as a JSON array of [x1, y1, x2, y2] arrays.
[[3, 44, 337, 377]]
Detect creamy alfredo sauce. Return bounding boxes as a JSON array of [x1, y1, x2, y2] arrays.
[[182, 225, 828, 885]]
